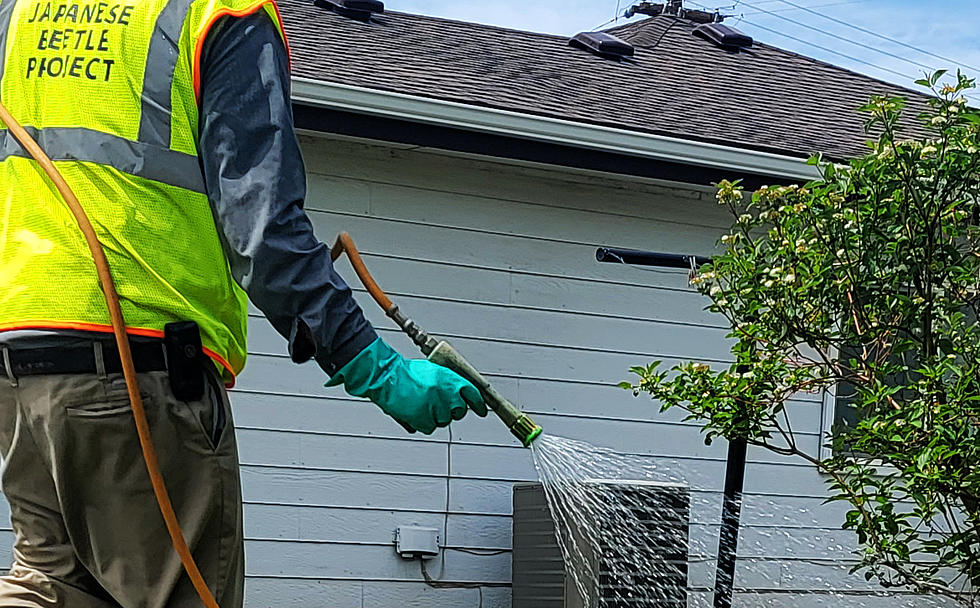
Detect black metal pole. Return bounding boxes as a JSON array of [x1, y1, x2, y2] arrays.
[[713, 437, 747, 608]]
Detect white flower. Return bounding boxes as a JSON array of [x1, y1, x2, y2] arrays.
[[921, 145, 938, 156], [738, 214, 753, 224], [764, 280, 774, 288], [783, 273, 796, 284], [710, 285, 723, 296], [930, 116, 947, 126]]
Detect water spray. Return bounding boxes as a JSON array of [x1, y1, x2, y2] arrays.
[[598, 244, 742, 608], [330, 232, 543, 447]]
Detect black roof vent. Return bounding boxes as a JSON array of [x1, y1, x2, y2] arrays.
[[313, 0, 383, 20], [693, 22, 752, 50], [569, 32, 634, 60]]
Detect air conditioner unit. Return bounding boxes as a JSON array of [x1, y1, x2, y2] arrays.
[[512, 480, 689, 608]]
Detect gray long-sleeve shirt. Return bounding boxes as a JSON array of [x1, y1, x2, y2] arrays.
[[198, 11, 377, 374], [1, 11, 377, 376]]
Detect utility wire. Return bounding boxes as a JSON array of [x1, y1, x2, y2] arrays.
[[740, 0, 866, 16], [765, 0, 980, 74], [696, 0, 956, 80], [745, 0, 836, 6], [736, 14, 979, 103], [591, 14, 619, 30], [687, 0, 978, 103], [738, 17, 924, 84], [689, 0, 862, 13], [734, 0, 936, 74]]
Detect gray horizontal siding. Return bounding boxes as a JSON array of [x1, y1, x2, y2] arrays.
[[232, 136, 907, 605], [0, 136, 944, 607]]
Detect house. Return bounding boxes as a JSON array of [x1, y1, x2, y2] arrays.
[[72, 0, 947, 605]]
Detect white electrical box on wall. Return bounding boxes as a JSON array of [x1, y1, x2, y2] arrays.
[[394, 526, 440, 559]]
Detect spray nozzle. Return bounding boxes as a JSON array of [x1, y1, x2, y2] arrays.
[[427, 341, 543, 447]]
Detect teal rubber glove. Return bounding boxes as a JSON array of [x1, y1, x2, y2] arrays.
[[326, 338, 488, 434]]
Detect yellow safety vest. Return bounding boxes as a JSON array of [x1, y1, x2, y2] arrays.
[[0, 0, 288, 384]]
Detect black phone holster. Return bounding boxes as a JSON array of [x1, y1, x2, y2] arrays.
[[164, 321, 206, 402]]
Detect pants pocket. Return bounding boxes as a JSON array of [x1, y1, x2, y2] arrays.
[[65, 389, 147, 418], [174, 367, 227, 452]]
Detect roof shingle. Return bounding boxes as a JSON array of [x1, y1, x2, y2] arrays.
[[280, 0, 931, 160]]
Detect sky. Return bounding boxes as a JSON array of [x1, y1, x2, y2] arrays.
[[392, 0, 980, 103]]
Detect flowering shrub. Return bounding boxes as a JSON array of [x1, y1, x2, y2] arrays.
[[626, 71, 980, 602]]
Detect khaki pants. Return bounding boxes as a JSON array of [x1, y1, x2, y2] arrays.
[[0, 354, 244, 608]]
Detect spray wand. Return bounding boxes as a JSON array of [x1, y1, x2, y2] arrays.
[[330, 233, 543, 447]]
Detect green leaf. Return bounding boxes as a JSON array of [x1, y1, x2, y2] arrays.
[[622, 86, 980, 591]]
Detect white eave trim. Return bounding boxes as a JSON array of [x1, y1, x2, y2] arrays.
[[291, 77, 820, 182]]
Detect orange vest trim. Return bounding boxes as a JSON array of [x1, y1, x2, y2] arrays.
[[192, 0, 290, 100]]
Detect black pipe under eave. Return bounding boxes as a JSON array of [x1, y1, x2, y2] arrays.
[[595, 247, 711, 269]]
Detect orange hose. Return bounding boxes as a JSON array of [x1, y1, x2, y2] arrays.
[[0, 103, 220, 608], [330, 232, 395, 313]]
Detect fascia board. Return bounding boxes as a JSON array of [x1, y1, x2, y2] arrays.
[[291, 77, 821, 182]]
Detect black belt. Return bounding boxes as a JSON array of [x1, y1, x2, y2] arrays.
[[0, 341, 168, 378]]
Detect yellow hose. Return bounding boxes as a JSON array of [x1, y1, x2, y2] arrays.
[[0, 103, 220, 607]]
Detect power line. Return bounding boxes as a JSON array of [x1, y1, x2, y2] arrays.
[[734, 0, 936, 74], [738, 17, 918, 84], [740, 0, 866, 17], [765, 0, 980, 74], [689, 0, 863, 13], [591, 14, 619, 30], [633, 1, 979, 102], [745, 0, 812, 5]]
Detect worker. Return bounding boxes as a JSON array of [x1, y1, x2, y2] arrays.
[[0, 0, 486, 606]]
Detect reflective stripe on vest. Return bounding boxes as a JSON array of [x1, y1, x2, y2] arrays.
[[138, 0, 196, 146], [0, 0, 288, 383], [0, 126, 206, 192]]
